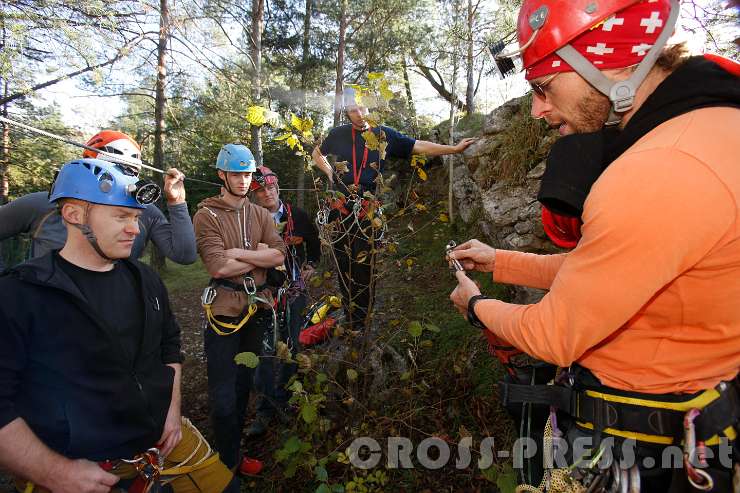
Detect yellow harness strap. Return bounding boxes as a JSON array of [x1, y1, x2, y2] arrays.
[[203, 302, 258, 336]]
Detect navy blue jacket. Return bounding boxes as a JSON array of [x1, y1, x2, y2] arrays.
[[320, 124, 415, 193], [0, 253, 183, 460]]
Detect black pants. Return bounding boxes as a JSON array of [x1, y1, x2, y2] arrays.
[[255, 293, 306, 417], [333, 213, 378, 330], [203, 309, 270, 469]]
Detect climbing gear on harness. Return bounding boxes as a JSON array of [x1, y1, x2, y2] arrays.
[[201, 277, 263, 336], [20, 417, 223, 493], [83, 130, 143, 172], [684, 408, 714, 491], [500, 374, 740, 446], [299, 295, 343, 347], [504, 369, 740, 492]]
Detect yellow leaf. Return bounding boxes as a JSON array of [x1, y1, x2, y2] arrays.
[[286, 134, 299, 149], [379, 80, 394, 102], [245, 106, 267, 126], [275, 132, 293, 141], [411, 154, 427, 168], [378, 140, 388, 161], [415, 203, 427, 211], [362, 130, 379, 151], [438, 213, 449, 223], [416, 168, 428, 181], [290, 113, 314, 132], [368, 72, 385, 81]]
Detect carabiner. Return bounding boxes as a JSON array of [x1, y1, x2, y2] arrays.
[[683, 408, 714, 491], [316, 208, 328, 226], [243, 276, 257, 295], [201, 286, 217, 305], [445, 240, 464, 272]]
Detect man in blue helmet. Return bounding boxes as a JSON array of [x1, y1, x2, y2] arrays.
[[193, 144, 287, 477], [0, 159, 239, 493], [0, 129, 197, 272]]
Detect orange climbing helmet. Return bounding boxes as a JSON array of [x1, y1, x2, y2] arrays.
[[83, 130, 142, 171]]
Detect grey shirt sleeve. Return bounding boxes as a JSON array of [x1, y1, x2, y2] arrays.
[[135, 202, 198, 265], [0, 192, 58, 271], [0, 192, 49, 240]]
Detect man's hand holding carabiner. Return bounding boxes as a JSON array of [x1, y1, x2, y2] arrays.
[[448, 239, 497, 273], [449, 270, 482, 319]]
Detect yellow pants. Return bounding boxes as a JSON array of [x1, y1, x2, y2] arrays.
[[18, 418, 233, 493]]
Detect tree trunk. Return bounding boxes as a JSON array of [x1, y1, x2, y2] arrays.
[[1, 98, 9, 205], [465, 0, 475, 114], [333, 0, 348, 127], [296, 0, 312, 209], [402, 57, 417, 132], [1, 19, 9, 204], [410, 54, 466, 111], [150, 0, 169, 273], [250, 0, 265, 166], [448, 0, 461, 224]]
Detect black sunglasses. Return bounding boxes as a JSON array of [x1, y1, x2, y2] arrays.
[[529, 72, 560, 100]]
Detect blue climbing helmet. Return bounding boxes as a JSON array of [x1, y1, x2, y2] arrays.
[[49, 158, 160, 210], [216, 144, 256, 172]]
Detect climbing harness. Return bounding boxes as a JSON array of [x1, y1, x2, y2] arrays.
[[21, 419, 221, 493], [504, 368, 740, 492], [201, 202, 275, 336]]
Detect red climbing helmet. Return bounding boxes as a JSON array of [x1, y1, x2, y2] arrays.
[[249, 165, 279, 192], [513, 0, 679, 124]]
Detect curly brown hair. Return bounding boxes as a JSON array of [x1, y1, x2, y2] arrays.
[[655, 42, 690, 72]]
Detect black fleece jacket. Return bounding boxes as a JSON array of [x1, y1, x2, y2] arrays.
[[0, 253, 183, 460]]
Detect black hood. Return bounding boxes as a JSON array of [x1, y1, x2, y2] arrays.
[[538, 55, 740, 218]]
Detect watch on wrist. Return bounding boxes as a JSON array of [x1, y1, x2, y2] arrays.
[[467, 294, 489, 330]]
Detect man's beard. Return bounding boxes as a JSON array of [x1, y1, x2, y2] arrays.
[[571, 87, 612, 134]]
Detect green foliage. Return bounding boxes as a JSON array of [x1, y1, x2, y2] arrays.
[[494, 95, 553, 184], [234, 352, 260, 368], [158, 258, 210, 294], [5, 102, 78, 199]]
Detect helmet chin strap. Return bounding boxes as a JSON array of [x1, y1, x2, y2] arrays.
[[555, 0, 680, 126], [222, 180, 249, 199], [70, 203, 116, 262]]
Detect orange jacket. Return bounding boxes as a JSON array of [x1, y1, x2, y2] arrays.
[[478, 107, 740, 394]]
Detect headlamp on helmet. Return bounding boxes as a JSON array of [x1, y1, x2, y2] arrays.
[[249, 166, 279, 192]]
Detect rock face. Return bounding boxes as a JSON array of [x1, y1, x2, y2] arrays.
[[451, 96, 565, 304]]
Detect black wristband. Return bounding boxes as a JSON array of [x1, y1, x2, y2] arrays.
[[467, 294, 489, 330]]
